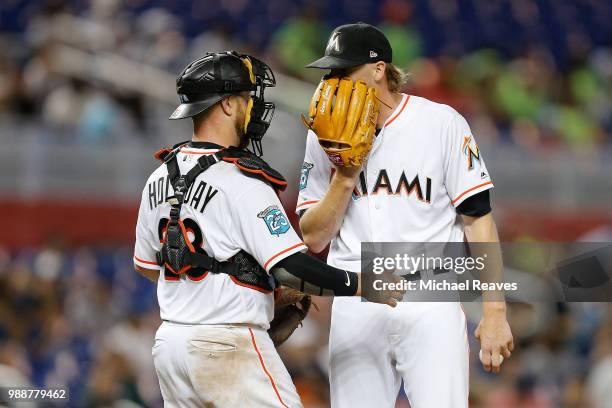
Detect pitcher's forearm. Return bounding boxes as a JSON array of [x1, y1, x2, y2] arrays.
[[480, 243, 505, 304], [483, 301, 507, 318], [300, 173, 357, 253], [463, 213, 505, 304]]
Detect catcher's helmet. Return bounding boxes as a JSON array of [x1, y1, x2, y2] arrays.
[[170, 51, 276, 155]]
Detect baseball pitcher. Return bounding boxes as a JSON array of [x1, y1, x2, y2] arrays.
[[298, 23, 514, 408]]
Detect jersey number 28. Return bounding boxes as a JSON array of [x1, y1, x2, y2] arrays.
[[158, 217, 208, 282]]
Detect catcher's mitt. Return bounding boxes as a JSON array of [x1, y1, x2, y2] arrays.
[[268, 288, 312, 347], [301, 76, 380, 167]]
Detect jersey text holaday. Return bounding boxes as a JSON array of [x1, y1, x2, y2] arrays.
[[147, 175, 219, 212]]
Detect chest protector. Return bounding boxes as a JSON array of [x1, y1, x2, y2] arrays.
[[154, 142, 287, 293]]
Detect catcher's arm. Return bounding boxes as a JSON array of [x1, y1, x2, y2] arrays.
[[135, 264, 159, 282], [271, 251, 404, 307], [272, 251, 357, 296]]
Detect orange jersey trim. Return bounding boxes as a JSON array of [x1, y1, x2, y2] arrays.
[[384, 95, 410, 127], [296, 200, 320, 209], [451, 181, 493, 205], [134, 256, 158, 266], [264, 243, 306, 270], [249, 328, 290, 408], [134, 264, 155, 273], [179, 148, 220, 155]]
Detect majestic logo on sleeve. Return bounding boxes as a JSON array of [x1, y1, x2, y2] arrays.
[[462, 135, 481, 170], [258, 205, 290, 236], [299, 162, 314, 191]]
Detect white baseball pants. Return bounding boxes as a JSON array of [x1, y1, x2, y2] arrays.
[[329, 299, 469, 408], [152, 322, 303, 408]]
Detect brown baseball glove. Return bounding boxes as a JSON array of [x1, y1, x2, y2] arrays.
[[301, 76, 380, 167], [268, 288, 312, 347]]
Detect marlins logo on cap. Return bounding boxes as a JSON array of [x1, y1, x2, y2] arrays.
[[327, 32, 341, 53], [306, 22, 392, 69]]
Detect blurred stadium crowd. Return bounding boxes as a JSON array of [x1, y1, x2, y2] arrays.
[[1, 0, 612, 407], [0, 0, 611, 149]]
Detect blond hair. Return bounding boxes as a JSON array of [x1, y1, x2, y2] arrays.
[[385, 63, 409, 93]]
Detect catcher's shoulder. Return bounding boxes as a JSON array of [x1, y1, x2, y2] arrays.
[[200, 160, 272, 197], [145, 161, 169, 186], [142, 155, 269, 197], [213, 158, 287, 197]]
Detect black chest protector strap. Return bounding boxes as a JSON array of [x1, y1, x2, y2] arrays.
[[155, 148, 277, 292]]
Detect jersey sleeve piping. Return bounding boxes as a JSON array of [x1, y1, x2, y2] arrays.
[[295, 199, 320, 211], [451, 181, 494, 207], [263, 243, 307, 272], [134, 255, 162, 270]]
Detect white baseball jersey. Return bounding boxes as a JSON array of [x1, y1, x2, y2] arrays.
[[298, 93, 486, 408], [134, 144, 306, 329], [297, 94, 493, 272]]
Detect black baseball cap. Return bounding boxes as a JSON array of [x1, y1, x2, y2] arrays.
[[306, 22, 392, 69]]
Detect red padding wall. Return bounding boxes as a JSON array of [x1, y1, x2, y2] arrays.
[[1, 200, 609, 249], [1, 200, 139, 249]]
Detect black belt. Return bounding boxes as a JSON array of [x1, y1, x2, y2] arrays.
[[401, 268, 452, 282]]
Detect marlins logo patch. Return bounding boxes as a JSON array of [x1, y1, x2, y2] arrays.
[[258, 205, 290, 236], [462, 135, 481, 170], [299, 162, 314, 190]]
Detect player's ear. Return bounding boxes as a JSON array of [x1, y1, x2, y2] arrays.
[[373, 61, 386, 83], [220, 96, 234, 117]]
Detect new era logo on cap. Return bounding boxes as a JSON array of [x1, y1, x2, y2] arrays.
[[370, 50, 378, 58]]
